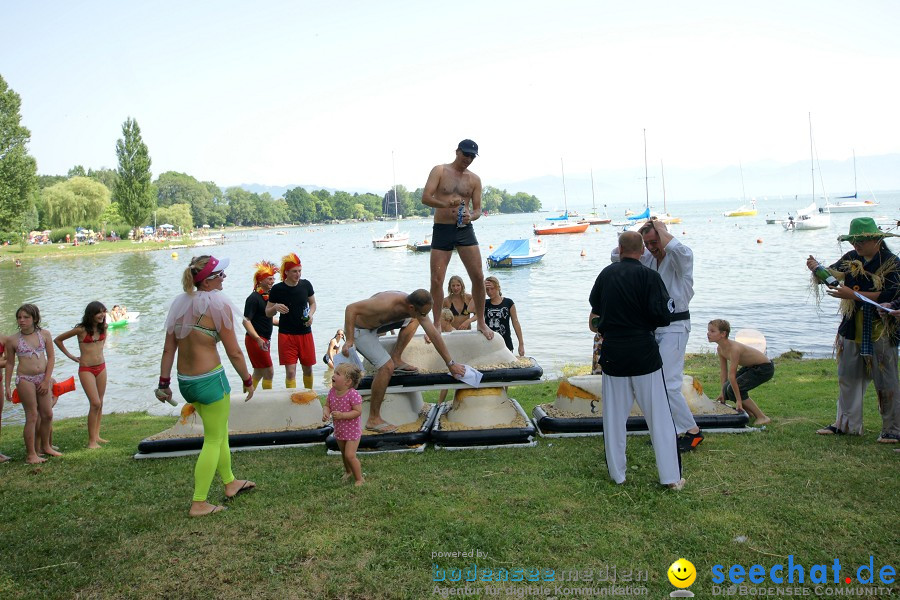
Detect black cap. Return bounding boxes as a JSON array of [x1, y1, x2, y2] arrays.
[[457, 139, 478, 156]]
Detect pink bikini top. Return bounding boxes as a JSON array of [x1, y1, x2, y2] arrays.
[[16, 332, 46, 358]]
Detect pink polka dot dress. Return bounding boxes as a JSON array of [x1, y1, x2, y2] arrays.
[[328, 387, 362, 441]]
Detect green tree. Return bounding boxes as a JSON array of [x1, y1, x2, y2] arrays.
[[114, 117, 155, 233], [41, 176, 111, 228], [356, 192, 383, 218], [37, 174, 66, 189], [87, 168, 119, 195], [99, 202, 122, 227], [482, 186, 503, 213], [284, 186, 316, 223], [331, 190, 355, 220], [156, 203, 193, 231], [0, 75, 38, 231], [225, 187, 255, 226], [155, 171, 214, 227], [68, 165, 87, 177]]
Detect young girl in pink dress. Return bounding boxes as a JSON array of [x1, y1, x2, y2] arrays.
[[324, 363, 364, 486]]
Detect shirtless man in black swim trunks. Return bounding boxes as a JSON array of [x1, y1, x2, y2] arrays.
[[422, 139, 494, 340]]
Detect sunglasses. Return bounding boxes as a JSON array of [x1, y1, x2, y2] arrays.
[[462, 152, 476, 159], [206, 271, 226, 280]]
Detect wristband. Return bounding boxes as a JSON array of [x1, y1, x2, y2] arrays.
[[158, 377, 171, 389], [243, 375, 253, 388]]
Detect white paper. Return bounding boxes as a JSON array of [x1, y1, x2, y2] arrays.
[[453, 364, 483, 387], [853, 291, 889, 311], [333, 347, 365, 370]]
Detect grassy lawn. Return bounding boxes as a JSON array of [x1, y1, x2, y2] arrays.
[[0, 355, 897, 600]]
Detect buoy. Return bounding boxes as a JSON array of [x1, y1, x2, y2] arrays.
[[757, 238, 763, 244], [537, 238, 542, 243], [489, 245, 493, 249], [580, 249, 586, 257], [171, 252, 178, 258]]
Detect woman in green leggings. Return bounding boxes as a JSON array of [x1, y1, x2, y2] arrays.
[[156, 255, 256, 517]]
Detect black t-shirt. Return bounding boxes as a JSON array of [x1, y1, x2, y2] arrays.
[[243, 291, 273, 340], [484, 297, 515, 351], [268, 280, 314, 335], [589, 258, 674, 376]]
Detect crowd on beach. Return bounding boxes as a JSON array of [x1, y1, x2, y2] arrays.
[[2, 140, 898, 517]]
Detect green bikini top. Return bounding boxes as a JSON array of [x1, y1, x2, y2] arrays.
[[193, 313, 221, 342]]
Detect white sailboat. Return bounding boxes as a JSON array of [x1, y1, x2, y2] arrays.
[[578, 169, 611, 225], [784, 114, 831, 231], [372, 153, 410, 248], [819, 150, 879, 213]]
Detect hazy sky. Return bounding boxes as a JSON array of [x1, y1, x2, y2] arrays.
[[3, 0, 899, 193]]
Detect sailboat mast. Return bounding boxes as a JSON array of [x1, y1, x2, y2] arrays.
[[739, 160, 747, 203], [590, 168, 596, 214], [391, 150, 399, 220], [660, 159, 667, 214], [809, 113, 815, 203], [852, 149, 857, 198], [643, 129, 649, 210], [561, 157, 568, 214]]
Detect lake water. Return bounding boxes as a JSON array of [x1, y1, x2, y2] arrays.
[[1, 192, 898, 424]]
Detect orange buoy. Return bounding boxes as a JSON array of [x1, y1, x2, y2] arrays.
[[580, 249, 586, 257], [757, 238, 763, 244]]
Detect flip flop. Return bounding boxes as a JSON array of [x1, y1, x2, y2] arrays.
[[190, 504, 227, 517], [393, 365, 419, 375], [225, 480, 256, 500], [816, 425, 845, 435], [0, 453, 10, 463], [365, 422, 398, 434]]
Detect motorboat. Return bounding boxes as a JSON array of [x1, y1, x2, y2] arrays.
[[372, 224, 409, 248], [783, 202, 830, 231], [406, 238, 431, 252], [487, 239, 547, 268], [533, 221, 589, 235]]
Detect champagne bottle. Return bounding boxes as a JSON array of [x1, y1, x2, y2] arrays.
[[302, 306, 311, 323], [813, 263, 839, 287]]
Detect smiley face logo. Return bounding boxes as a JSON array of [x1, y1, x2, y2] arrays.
[[667, 558, 696, 588]]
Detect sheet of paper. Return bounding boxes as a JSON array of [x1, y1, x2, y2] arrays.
[[853, 291, 889, 311], [453, 364, 483, 387], [333, 347, 365, 370]]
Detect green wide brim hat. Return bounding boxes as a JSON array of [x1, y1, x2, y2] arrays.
[[837, 217, 899, 242]]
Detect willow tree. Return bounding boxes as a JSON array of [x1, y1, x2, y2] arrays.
[[0, 74, 38, 232], [41, 176, 111, 227], [114, 117, 154, 234]]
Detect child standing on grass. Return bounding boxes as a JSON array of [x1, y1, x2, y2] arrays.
[[324, 363, 364, 486], [707, 319, 773, 425], [4, 304, 59, 463]]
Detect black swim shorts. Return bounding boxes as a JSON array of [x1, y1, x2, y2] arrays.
[[431, 223, 479, 251]]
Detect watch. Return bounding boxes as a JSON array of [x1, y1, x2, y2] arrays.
[[447, 360, 457, 367]]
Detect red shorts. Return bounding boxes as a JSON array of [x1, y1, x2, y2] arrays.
[[278, 332, 316, 367], [245, 334, 273, 369]]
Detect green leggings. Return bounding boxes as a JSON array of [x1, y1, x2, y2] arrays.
[[192, 395, 235, 501]]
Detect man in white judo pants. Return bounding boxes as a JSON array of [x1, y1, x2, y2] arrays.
[[591, 231, 684, 489], [612, 219, 703, 452]]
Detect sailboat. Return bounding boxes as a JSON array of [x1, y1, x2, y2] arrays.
[[784, 114, 830, 231], [534, 158, 589, 235], [655, 159, 681, 224], [819, 150, 879, 213], [623, 130, 672, 231], [578, 169, 611, 225], [372, 153, 410, 248], [723, 161, 758, 217]]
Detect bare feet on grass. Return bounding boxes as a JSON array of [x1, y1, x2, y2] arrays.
[[754, 417, 772, 426], [87, 442, 102, 449], [26, 454, 47, 464]]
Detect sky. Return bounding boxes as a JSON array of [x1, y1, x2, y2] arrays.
[[3, 0, 900, 195]]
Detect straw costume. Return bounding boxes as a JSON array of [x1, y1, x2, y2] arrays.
[[816, 218, 900, 439]]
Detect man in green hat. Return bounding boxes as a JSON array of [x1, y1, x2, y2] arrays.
[[806, 217, 900, 443]]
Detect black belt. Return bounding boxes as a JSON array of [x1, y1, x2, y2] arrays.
[[670, 311, 690, 322]]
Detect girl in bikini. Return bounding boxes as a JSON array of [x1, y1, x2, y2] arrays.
[[55, 301, 110, 449], [4, 304, 58, 464], [442, 275, 475, 330], [0, 338, 7, 462], [156, 255, 256, 517]]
